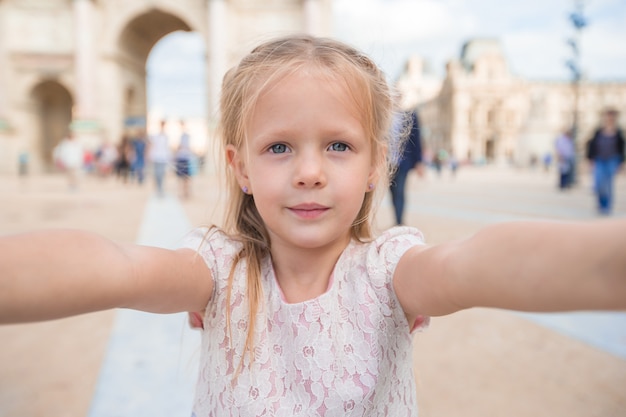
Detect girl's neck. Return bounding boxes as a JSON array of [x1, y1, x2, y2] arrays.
[[270, 235, 351, 303]]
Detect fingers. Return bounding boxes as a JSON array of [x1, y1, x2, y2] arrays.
[[188, 311, 204, 330]]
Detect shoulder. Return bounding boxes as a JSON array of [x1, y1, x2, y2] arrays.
[[357, 226, 426, 283], [181, 226, 240, 250], [342, 226, 427, 332], [369, 226, 424, 253], [180, 227, 242, 278]]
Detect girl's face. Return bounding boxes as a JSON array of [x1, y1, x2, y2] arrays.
[[229, 69, 376, 253]]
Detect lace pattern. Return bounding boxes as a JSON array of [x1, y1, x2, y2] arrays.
[[182, 226, 428, 416]]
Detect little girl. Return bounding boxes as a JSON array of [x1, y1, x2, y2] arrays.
[[1, 35, 625, 416]]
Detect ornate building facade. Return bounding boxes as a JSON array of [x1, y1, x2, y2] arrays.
[[398, 39, 626, 165], [0, 0, 332, 174]]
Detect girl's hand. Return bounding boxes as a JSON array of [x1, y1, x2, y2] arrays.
[[188, 311, 205, 330]]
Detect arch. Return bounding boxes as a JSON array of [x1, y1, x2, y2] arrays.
[[118, 8, 193, 64], [108, 6, 204, 138], [30, 80, 73, 171], [102, 2, 204, 58]]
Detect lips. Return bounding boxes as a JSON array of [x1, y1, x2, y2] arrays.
[[288, 203, 330, 219]]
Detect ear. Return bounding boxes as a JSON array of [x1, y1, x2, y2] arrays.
[[366, 161, 380, 193], [366, 175, 378, 192], [226, 144, 250, 190], [366, 143, 388, 192]]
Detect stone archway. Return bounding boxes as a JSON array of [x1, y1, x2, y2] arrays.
[[0, 0, 330, 174], [114, 9, 197, 135], [31, 81, 73, 171]]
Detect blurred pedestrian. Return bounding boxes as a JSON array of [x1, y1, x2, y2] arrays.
[[131, 128, 147, 185], [586, 108, 625, 215], [449, 154, 459, 178], [542, 152, 552, 172], [175, 120, 193, 199], [434, 149, 448, 177], [83, 149, 95, 174], [53, 131, 83, 191], [18, 151, 29, 177], [95, 140, 118, 177], [115, 135, 135, 184], [389, 110, 423, 225], [555, 128, 575, 189], [149, 120, 171, 197]]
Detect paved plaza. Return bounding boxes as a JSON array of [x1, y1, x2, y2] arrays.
[[0, 165, 625, 417]]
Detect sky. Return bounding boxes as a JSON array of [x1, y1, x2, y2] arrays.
[[147, 0, 626, 119]]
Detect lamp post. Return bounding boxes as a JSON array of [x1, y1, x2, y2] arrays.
[[565, 0, 587, 184]]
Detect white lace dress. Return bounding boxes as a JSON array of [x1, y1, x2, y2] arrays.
[[182, 226, 428, 417]]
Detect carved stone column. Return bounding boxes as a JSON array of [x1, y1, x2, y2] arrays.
[[303, 0, 322, 35], [207, 0, 227, 121], [0, 18, 8, 133], [72, 0, 99, 145]]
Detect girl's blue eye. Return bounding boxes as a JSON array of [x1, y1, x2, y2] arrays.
[[329, 142, 349, 152], [269, 144, 288, 154]]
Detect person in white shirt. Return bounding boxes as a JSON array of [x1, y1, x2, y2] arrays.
[[149, 120, 171, 197], [53, 131, 84, 190]]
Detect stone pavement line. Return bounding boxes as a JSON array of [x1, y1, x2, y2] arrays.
[[88, 195, 200, 417], [518, 311, 626, 360]]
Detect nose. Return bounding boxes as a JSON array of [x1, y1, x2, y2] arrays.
[[294, 151, 326, 188]]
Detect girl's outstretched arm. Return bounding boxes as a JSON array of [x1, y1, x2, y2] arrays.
[[0, 229, 213, 323], [394, 219, 626, 320]]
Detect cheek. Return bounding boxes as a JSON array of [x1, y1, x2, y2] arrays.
[[334, 172, 368, 207], [249, 164, 282, 192], [248, 168, 286, 214]]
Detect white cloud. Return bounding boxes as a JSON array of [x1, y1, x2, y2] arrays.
[[334, 0, 460, 44], [147, 31, 207, 118], [147, 31, 206, 78], [333, 0, 626, 81], [502, 30, 568, 79], [581, 26, 626, 80]]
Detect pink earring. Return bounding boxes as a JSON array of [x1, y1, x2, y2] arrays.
[[242, 186, 249, 194], [368, 183, 374, 191]]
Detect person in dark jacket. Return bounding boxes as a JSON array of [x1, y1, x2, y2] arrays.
[[389, 110, 423, 225], [586, 108, 625, 215]]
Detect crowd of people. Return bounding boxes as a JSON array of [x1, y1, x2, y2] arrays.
[[551, 108, 625, 215], [387, 106, 624, 219], [51, 119, 202, 199], [48, 105, 624, 217]]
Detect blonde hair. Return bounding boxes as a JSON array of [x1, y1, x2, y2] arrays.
[[217, 34, 397, 372]]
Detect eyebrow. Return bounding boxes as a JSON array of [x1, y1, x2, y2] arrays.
[[255, 125, 365, 141]]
